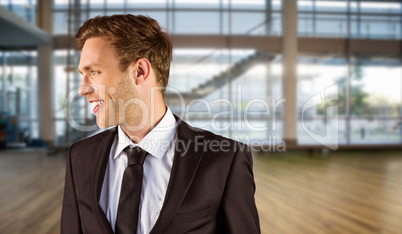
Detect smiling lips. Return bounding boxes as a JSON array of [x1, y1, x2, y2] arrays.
[[91, 100, 105, 114]]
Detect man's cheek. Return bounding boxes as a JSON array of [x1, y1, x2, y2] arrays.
[[107, 101, 118, 126]]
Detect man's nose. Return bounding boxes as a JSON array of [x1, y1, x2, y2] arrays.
[[78, 76, 95, 96]]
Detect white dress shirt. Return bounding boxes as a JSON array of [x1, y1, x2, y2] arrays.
[[99, 107, 177, 234]]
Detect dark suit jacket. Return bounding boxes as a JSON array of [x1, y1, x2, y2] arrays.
[[61, 115, 260, 234]]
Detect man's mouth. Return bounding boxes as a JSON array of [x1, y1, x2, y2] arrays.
[[91, 100, 105, 114]]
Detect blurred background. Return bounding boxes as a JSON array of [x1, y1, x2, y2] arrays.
[[0, 0, 401, 233]]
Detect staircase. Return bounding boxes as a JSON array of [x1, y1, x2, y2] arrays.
[[190, 50, 275, 97]]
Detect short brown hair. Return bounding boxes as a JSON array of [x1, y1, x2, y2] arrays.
[[75, 14, 172, 91]]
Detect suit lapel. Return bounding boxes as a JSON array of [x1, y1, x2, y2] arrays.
[[150, 115, 204, 234], [91, 126, 117, 234]]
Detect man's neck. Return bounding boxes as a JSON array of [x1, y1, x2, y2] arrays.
[[120, 101, 167, 144]]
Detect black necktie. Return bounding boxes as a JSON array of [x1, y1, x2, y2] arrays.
[[115, 146, 148, 234]]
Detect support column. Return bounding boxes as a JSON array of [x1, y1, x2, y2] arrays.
[[282, 0, 298, 148], [37, 0, 54, 146], [265, 0, 272, 35], [1, 54, 6, 113]]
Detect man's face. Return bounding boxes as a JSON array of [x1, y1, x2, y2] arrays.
[[78, 37, 136, 128]]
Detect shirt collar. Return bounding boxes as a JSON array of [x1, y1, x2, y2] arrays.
[[113, 106, 177, 160]]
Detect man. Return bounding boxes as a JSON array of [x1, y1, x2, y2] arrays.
[[61, 14, 260, 234]]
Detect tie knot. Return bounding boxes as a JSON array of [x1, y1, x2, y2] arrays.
[[124, 146, 148, 165]]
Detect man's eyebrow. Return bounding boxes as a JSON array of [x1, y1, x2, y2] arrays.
[[78, 64, 101, 74]]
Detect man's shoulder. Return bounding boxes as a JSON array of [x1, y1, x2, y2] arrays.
[[192, 125, 232, 142], [70, 127, 117, 150], [180, 120, 249, 153]]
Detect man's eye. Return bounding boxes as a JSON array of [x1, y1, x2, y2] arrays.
[[91, 71, 99, 76]]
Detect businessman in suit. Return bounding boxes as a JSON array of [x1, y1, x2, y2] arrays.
[[61, 14, 260, 234]]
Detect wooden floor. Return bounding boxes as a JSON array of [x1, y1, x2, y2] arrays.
[[0, 149, 66, 234], [1, 149, 402, 234]]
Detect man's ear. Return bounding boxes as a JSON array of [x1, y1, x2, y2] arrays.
[[132, 58, 151, 85]]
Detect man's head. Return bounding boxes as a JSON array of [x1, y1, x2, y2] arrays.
[[76, 14, 172, 89], [76, 14, 172, 129]]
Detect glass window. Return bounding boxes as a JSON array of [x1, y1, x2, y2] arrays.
[[350, 118, 401, 144], [298, 0, 313, 11], [297, 55, 347, 145], [315, 0, 347, 12], [126, 0, 166, 8], [315, 14, 348, 37], [54, 0, 69, 10], [106, 0, 126, 9], [298, 118, 346, 145], [298, 55, 347, 117], [350, 57, 401, 118], [0, 0, 36, 24], [231, 54, 283, 142], [168, 49, 280, 143], [356, 15, 401, 39], [358, 2, 401, 14], [231, 0, 265, 10], [53, 11, 69, 35], [231, 12, 265, 35], [298, 14, 348, 38], [169, 49, 230, 93], [174, 0, 221, 9], [174, 11, 221, 34], [298, 13, 314, 36]]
